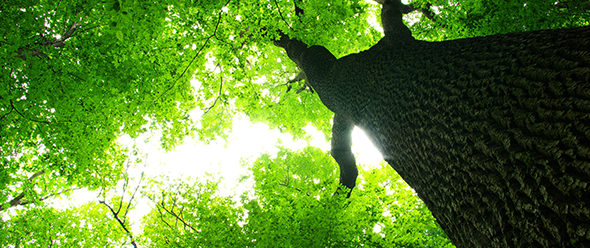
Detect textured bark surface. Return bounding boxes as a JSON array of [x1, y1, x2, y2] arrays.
[[281, 25, 590, 247]]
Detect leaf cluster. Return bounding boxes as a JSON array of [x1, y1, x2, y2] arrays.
[[407, 0, 590, 41]]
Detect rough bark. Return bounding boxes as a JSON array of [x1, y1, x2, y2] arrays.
[[275, 2, 590, 247], [341, 26, 590, 248]]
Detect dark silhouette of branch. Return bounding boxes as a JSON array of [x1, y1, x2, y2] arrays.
[[10, 100, 52, 124], [98, 160, 145, 248], [278, 182, 302, 192], [15, 22, 80, 60], [273, 0, 294, 31], [124, 171, 144, 218], [99, 199, 138, 248], [0, 170, 45, 211], [556, 1, 590, 10], [0, 170, 81, 212], [143, 192, 199, 233], [203, 71, 224, 115], [294, 0, 304, 18], [156, 0, 231, 102], [158, 199, 199, 233]]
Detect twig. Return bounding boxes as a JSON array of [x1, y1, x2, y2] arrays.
[[98, 160, 145, 248], [273, 0, 294, 31], [124, 171, 144, 218], [203, 74, 224, 115], [99, 199, 138, 248], [278, 182, 302, 192], [10, 100, 52, 124], [159, 201, 199, 233], [156, 0, 231, 102]]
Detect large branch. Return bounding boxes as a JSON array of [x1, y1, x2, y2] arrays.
[[15, 22, 80, 60], [331, 113, 357, 197], [0, 170, 45, 211], [273, 31, 310, 68], [272, 0, 414, 198], [378, 0, 413, 41]]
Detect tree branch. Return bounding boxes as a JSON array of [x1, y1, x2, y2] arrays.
[[124, 171, 144, 218], [0, 170, 46, 211], [331, 113, 357, 198], [203, 72, 224, 115], [273, 0, 294, 31], [159, 201, 200, 233], [156, 0, 231, 103], [144, 193, 200, 233], [10, 100, 52, 124], [99, 199, 138, 248], [97, 160, 145, 248], [278, 182, 302, 192], [555, 1, 590, 10], [15, 22, 80, 60], [40, 22, 80, 48]]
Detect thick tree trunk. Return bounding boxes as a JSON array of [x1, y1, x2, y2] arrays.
[[278, 25, 590, 247], [343, 26, 590, 247]]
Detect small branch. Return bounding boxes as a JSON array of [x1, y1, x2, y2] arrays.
[[1, 185, 80, 212], [144, 193, 186, 232], [556, 1, 590, 10], [203, 74, 224, 115], [294, 0, 304, 18], [98, 161, 145, 248], [124, 171, 144, 218], [28, 170, 46, 181], [116, 161, 134, 216], [153, 198, 174, 229], [159, 201, 200, 233], [273, 0, 294, 31], [38, 188, 79, 202], [39, 22, 80, 48], [278, 182, 302, 192], [0, 170, 47, 211], [13, 187, 81, 208], [10, 100, 52, 124], [0, 104, 14, 123], [99, 199, 138, 248], [156, 0, 231, 102]]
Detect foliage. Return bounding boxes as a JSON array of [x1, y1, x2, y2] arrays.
[[0, 202, 128, 247], [0, 0, 380, 212], [140, 176, 249, 247], [406, 0, 590, 41], [138, 147, 453, 247], [1, 0, 199, 212]]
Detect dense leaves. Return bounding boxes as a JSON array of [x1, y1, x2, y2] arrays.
[[1, 0, 199, 211], [407, 0, 590, 40], [138, 147, 452, 247], [0, 202, 128, 247]]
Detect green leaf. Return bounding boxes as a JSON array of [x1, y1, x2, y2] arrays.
[[116, 30, 123, 41]]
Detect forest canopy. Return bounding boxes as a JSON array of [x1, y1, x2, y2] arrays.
[[1, 0, 588, 246]]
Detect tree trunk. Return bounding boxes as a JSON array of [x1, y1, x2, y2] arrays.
[[278, 25, 590, 247]]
